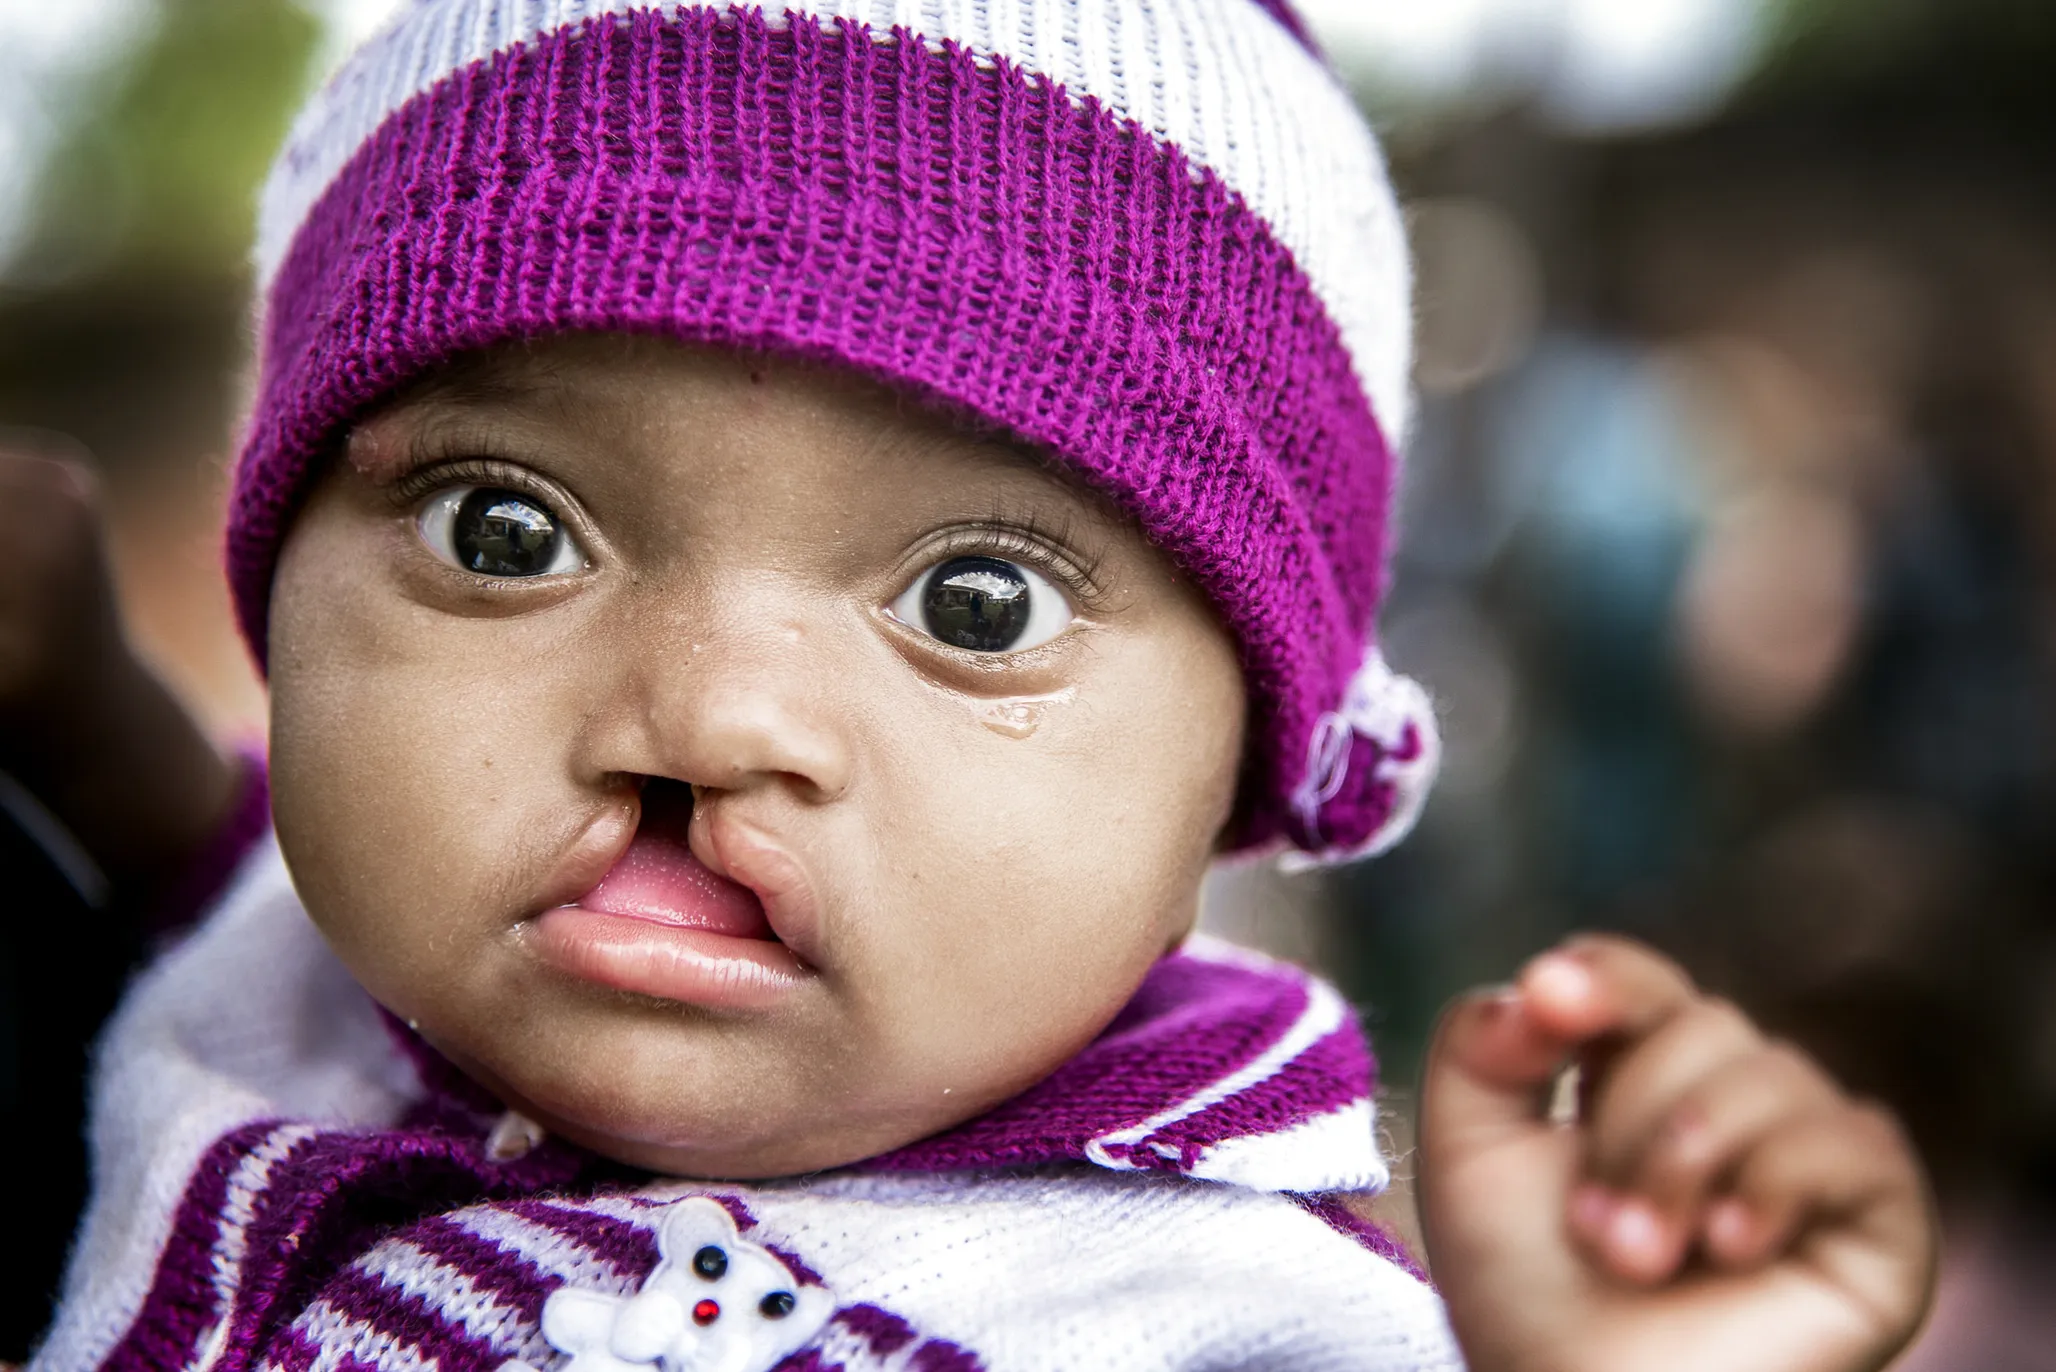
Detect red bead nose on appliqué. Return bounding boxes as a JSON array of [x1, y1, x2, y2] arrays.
[[692, 1299, 720, 1325]]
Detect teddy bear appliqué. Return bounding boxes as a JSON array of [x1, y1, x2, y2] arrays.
[[500, 1197, 835, 1372]]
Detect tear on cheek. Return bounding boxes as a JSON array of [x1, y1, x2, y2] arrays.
[[974, 688, 1076, 740]]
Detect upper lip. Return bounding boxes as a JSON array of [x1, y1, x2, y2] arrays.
[[534, 782, 828, 968], [689, 798, 825, 968]]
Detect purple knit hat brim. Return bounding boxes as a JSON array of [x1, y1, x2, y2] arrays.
[[230, 10, 1402, 852]]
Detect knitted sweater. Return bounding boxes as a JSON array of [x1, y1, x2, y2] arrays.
[[35, 831, 1462, 1372]]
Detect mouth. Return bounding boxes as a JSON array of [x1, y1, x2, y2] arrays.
[[530, 779, 812, 1010]]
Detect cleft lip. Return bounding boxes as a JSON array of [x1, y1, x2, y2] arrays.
[[523, 778, 823, 1011], [535, 791, 645, 914], [579, 780, 774, 940], [530, 777, 830, 968], [688, 795, 828, 970]]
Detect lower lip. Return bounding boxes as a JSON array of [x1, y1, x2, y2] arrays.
[[529, 907, 812, 1011]]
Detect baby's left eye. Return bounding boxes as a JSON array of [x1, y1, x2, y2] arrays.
[[888, 555, 1075, 654], [417, 485, 585, 578]]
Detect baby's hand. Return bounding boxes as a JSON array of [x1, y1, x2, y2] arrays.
[[1416, 936, 1936, 1372]]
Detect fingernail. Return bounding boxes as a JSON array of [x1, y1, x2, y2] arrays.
[[1608, 1199, 1666, 1269], [1476, 986, 1523, 1024], [1570, 1183, 1614, 1235], [1527, 953, 1593, 1005], [1706, 1199, 1752, 1258]]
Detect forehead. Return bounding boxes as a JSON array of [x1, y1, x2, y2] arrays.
[[373, 333, 1037, 481]]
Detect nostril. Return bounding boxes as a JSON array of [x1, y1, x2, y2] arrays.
[[639, 776, 696, 838]]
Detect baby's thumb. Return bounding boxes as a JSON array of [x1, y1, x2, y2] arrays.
[[1419, 986, 1573, 1162]]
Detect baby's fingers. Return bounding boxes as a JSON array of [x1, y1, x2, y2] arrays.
[[1516, 935, 1700, 1045], [1573, 1042, 1832, 1281], [1421, 986, 1576, 1146], [1705, 1103, 1935, 1333], [1424, 935, 1704, 1150]]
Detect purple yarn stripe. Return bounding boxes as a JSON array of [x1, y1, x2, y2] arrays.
[[409, 1211, 564, 1310], [109, 1123, 592, 1370], [833, 1303, 982, 1368], [305, 1260, 514, 1370], [218, 1133, 464, 1364], [230, 8, 1399, 852], [500, 1198, 662, 1274], [260, 1325, 322, 1372], [1135, 1025, 1372, 1163], [101, 1119, 296, 1372], [1246, 0, 1322, 53], [774, 1355, 845, 1372], [268, 1334, 385, 1372], [702, 1190, 758, 1234], [518, 1190, 830, 1287], [1294, 1194, 1433, 1286], [910, 1341, 986, 1372], [835, 1303, 918, 1356], [709, 1200, 827, 1287], [865, 947, 1371, 1174]]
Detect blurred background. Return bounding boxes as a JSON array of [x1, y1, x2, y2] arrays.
[[2, 0, 2052, 1363]]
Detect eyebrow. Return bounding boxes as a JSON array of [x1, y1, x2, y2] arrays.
[[391, 349, 575, 417], [344, 350, 589, 474]]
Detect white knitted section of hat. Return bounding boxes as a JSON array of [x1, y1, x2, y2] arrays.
[[255, 0, 1414, 443]]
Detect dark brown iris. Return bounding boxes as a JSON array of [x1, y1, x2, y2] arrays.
[[922, 556, 1031, 652], [453, 488, 563, 576]]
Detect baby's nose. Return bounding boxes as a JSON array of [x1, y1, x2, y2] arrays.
[[629, 618, 856, 805]]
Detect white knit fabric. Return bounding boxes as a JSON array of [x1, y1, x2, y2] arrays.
[[255, 0, 1415, 443], [34, 838, 419, 1372], [516, 1172, 1461, 1371]]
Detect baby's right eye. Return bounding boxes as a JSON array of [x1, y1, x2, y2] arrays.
[[417, 485, 585, 578]]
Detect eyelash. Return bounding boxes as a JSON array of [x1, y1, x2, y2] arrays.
[[911, 518, 1109, 614], [387, 455, 552, 509]]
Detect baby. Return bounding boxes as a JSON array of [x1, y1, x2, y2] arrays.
[[17, 2, 1935, 1370]]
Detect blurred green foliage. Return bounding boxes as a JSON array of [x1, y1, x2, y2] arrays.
[[1751, 0, 2056, 119], [18, 0, 321, 287]]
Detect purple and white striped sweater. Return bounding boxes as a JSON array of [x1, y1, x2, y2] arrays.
[[36, 832, 1462, 1372]]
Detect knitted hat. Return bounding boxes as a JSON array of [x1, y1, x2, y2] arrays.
[[228, 0, 1439, 863]]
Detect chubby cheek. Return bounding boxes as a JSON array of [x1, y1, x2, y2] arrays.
[[852, 620, 1246, 1106], [266, 499, 584, 1014]]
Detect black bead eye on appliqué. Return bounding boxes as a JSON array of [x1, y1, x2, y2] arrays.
[[759, 1291, 796, 1319], [417, 485, 584, 578], [692, 1245, 728, 1280], [888, 554, 1074, 654]]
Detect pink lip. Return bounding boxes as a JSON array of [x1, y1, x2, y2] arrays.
[[529, 782, 817, 1011]]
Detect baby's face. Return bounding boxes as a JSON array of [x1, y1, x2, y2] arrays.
[[268, 335, 1245, 1178]]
